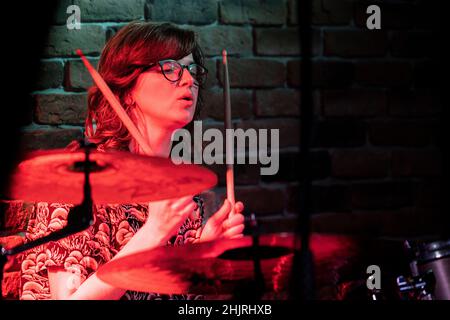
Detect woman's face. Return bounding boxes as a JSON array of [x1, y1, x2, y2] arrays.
[[131, 53, 199, 129]]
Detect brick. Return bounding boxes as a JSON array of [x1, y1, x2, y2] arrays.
[[257, 150, 303, 182], [198, 121, 226, 152], [202, 121, 225, 134], [288, 0, 298, 25], [105, 25, 122, 42], [322, 89, 387, 117], [331, 149, 389, 179], [254, 28, 321, 56], [219, 186, 286, 215], [324, 30, 388, 57], [206, 162, 261, 187], [351, 181, 413, 210], [65, 57, 99, 90], [220, 0, 286, 25], [236, 118, 300, 148], [51, 0, 73, 25], [255, 28, 300, 56], [262, 151, 331, 183], [368, 120, 432, 147], [74, 0, 145, 21], [218, 58, 285, 88], [313, 120, 366, 147], [312, 184, 352, 213], [392, 149, 442, 178], [390, 31, 435, 58], [355, 61, 413, 87], [20, 126, 83, 151], [203, 58, 218, 89], [413, 179, 442, 208], [201, 88, 252, 120], [193, 26, 252, 56], [354, 2, 416, 29], [44, 25, 105, 57], [279, 62, 293, 86], [146, 0, 217, 24], [313, 0, 353, 25], [287, 60, 354, 88], [255, 89, 300, 117], [388, 89, 441, 117], [34, 92, 87, 125], [34, 60, 64, 90], [288, 183, 351, 213]]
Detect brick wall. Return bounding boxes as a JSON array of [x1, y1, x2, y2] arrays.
[[16, 0, 444, 238]]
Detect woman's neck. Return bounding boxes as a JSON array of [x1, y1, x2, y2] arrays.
[[130, 109, 174, 158]]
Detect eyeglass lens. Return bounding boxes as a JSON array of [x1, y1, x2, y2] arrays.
[[161, 61, 206, 85]]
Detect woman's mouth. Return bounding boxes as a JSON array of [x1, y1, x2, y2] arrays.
[[179, 92, 193, 102]]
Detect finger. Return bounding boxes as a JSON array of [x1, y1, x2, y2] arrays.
[[222, 213, 245, 229], [176, 201, 197, 219], [209, 199, 231, 225], [234, 201, 244, 213], [230, 234, 244, 239], [171, 195, 196, 211], [222, 224, 245, 238]]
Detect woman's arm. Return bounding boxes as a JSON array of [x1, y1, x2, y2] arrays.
[[48, 195, 197, 300], [48, 221, 167, 300]]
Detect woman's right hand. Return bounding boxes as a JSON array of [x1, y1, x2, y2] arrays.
[[143, 195, 197, 244]]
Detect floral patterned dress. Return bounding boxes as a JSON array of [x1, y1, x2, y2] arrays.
[[18, 197, 205, 300]]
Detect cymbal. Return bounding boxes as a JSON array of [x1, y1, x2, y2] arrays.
[[7, 149, 217, 204], [97, 233, 359, 296]]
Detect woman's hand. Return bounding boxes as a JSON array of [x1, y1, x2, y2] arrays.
[[143, 195, 197, 245], [198, 199, 245, 243]]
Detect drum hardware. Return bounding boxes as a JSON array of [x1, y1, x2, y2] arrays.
[[394, 239, 450, 300], [229, 213, 266, 300], [96, 232, 359, 299], [0, 144, 218, 300], [396, 271, 435, 300]]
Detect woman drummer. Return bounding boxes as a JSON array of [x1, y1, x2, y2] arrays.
[[18, 21, 245, 300]]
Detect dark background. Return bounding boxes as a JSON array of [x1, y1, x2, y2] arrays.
[[0, 0, 446, 299]]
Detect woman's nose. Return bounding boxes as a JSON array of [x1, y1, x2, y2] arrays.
[[179, 68, 195, 87]]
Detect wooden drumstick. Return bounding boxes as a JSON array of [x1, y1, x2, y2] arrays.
[[222, 49, 235, 217], [76, 49, 153, 155]]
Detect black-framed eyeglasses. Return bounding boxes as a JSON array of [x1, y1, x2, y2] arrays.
[[140, 59, 208, 86]]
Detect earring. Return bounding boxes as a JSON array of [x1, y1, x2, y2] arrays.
[[125, 95, 136, 110]]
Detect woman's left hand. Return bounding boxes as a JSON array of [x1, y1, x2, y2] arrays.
[[197, 199, 245, 243]]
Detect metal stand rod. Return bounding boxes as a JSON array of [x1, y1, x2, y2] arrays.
[[232, 214, 265, 300], [291, 0, 316, 301]]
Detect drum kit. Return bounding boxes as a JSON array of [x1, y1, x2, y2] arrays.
[[1, 49, 448, 300], [0, 145, 448, 301]]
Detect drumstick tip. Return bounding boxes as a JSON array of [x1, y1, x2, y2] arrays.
[[222, 49, 227, 64]]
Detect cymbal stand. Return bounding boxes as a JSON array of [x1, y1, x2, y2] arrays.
[[232, 214, 266, 300], [0, 143, 95, 299]]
